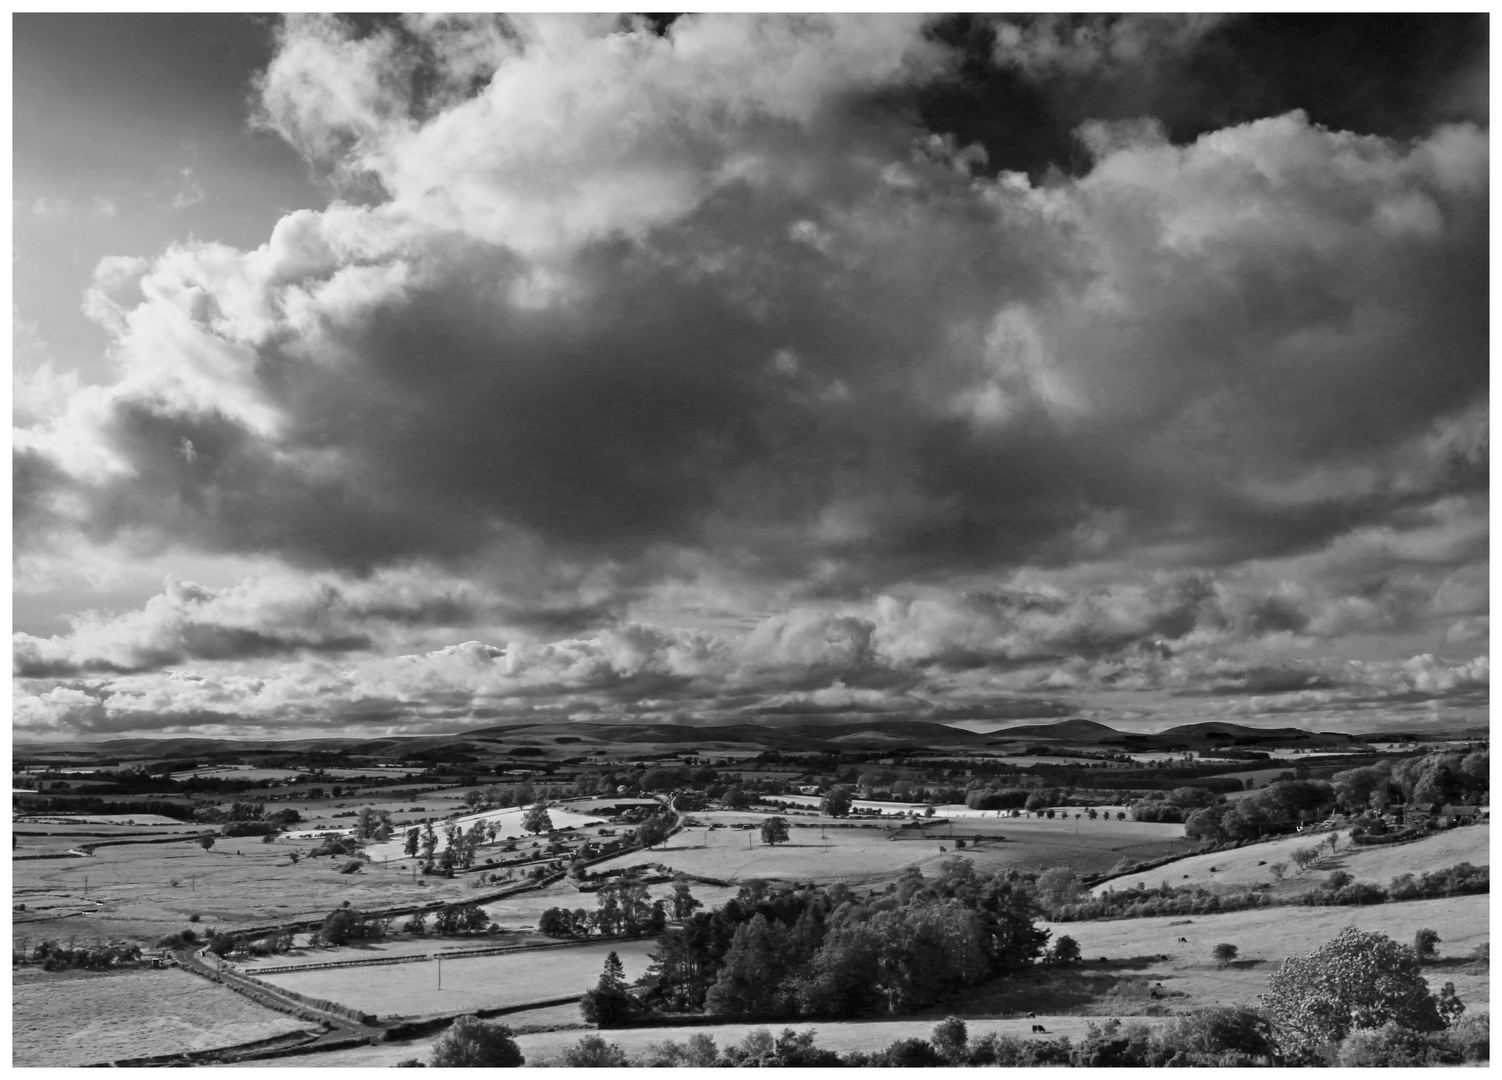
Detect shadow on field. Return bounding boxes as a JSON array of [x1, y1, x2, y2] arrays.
[[927, 968, 1187, 1018], [1224, 958, 1266, 970], [1093, 954, 1165, 971]]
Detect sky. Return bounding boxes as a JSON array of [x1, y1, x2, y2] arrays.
[[12, 13, 1490, 742]]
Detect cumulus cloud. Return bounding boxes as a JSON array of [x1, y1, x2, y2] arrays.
[[12, 15, 1489, 739]]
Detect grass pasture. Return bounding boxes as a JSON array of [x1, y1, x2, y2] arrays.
[[254, 938, 656, 1021], [12, 832, 485, 946], [1096, 824, 1489, 897], [1041, 893, 1489, 1014], [590, 813, 1187, 886], [13, 966, 312, 1066]]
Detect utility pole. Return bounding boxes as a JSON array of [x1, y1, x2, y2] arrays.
[[437, 955, 442, 990]]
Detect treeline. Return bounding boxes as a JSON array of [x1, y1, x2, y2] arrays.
[[608, 860, 1048, 1023], [1054, 862, 1488, 922], [1183, 750, 1489, 845], [539, 879, 672, 939], [13, 795, 198, 820], [21, 939, 142, 972], [553, 1008, 1487, 1068]]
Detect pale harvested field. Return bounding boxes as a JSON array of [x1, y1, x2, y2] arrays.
[[217, 1001, 589, 1067], [591, 815, 1186, 886], [1097, 824, 1489, 897], [13, 966, 311, 1066], [1042, 893, 1489, 1013], [12, 832, 486, 945], [256, 938, 656, 1020]]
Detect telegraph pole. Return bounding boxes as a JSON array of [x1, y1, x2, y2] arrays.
[[437, 955, 443, 990]]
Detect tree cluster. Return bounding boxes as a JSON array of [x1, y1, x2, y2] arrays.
[[539, 880, 667, 939], [1183, 779, 1338, 844], [1054, 861, 1487, 922], [631, 858, 1048, 1021], [28, 939, 142, 972]]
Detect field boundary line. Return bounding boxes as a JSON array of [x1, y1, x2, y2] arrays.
[[242, 934, 657, 975]]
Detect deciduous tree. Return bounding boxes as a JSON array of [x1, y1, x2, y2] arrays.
[[1258, 928, 1446, 1054], [760, 816, 790, 846], [428, 1016, 524, 1067]]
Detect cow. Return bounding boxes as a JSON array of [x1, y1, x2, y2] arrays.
[[1032, 1024, 1047, 1034], [1027, 1011, 1036, 1018], [939, 845, 947, 852], [1178, 936, 1188, 943]]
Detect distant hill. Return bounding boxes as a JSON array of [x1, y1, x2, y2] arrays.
[[17, 714, 1405, 763], [987, 718, 1366, 751]]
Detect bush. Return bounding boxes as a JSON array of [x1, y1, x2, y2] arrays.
[[1337, 1021, 1463, 1067], [881, 1037, 944, 1066], [1447, 1011, 1490, 1063], [428, 1017, 524, 1067], [561, 1035, 628, 1067]]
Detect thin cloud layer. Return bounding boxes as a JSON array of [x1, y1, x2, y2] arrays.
[[13, 15, 1488, 738]]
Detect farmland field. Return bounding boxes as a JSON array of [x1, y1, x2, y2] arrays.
[[13, 966, 312, 1066], [362, 804, 625, 862], [220, 1012, 1149, 1068], [12, 833, 487, 945], [254, 938, 656, 1020], [588, 814, 1186, 886], [1041, 893, 1489, 1013], [1095, 823, 1489, 897]]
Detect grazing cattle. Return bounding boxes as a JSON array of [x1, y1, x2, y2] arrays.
[[1027, 1011, 1036, 1018], [939, 846, 946, 852], [1031, 1024, 1047, 1034], [1178, 936, 1188, 943]]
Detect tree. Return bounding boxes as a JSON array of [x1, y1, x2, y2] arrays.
[[562, 1035, 628, 1066], [1035, 868, 1082, 911], [670, 874, 702, 921], [722, 785, 751, 810], [197, 833, 215, 851], [581, 951, 638, 1027], [522, 802, 552, 835], [1326, 870, 1353, 891], [1268, 862, 1288, 882], [1051, 935, 1082, 966], [760, 816, 790, 846], [1413, 928, 1440, 963], [428, 1017, 524, 1067], [1259, 927, 1447, 1055], [355, 807, 392, 842], [820, 785, 853, 817], [403, 827, 419, 858], [636, 813, 672, 849], [1213, 943, 1239, 968], [931, 1016, 968, 1064], [420, 822, 439, 864], [1290, 845, 1320, 873]]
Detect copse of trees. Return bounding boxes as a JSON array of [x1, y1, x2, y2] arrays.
[[630, 858, 1048, 1021], [1183, 779, 1338, 844], [540, 880, 666, 939]]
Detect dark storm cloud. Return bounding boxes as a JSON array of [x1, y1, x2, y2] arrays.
[[921, 14, 1488, 180], [12, 15, 1488, 738]]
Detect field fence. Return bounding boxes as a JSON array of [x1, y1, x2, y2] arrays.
[[242, 935, 637, 975]]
